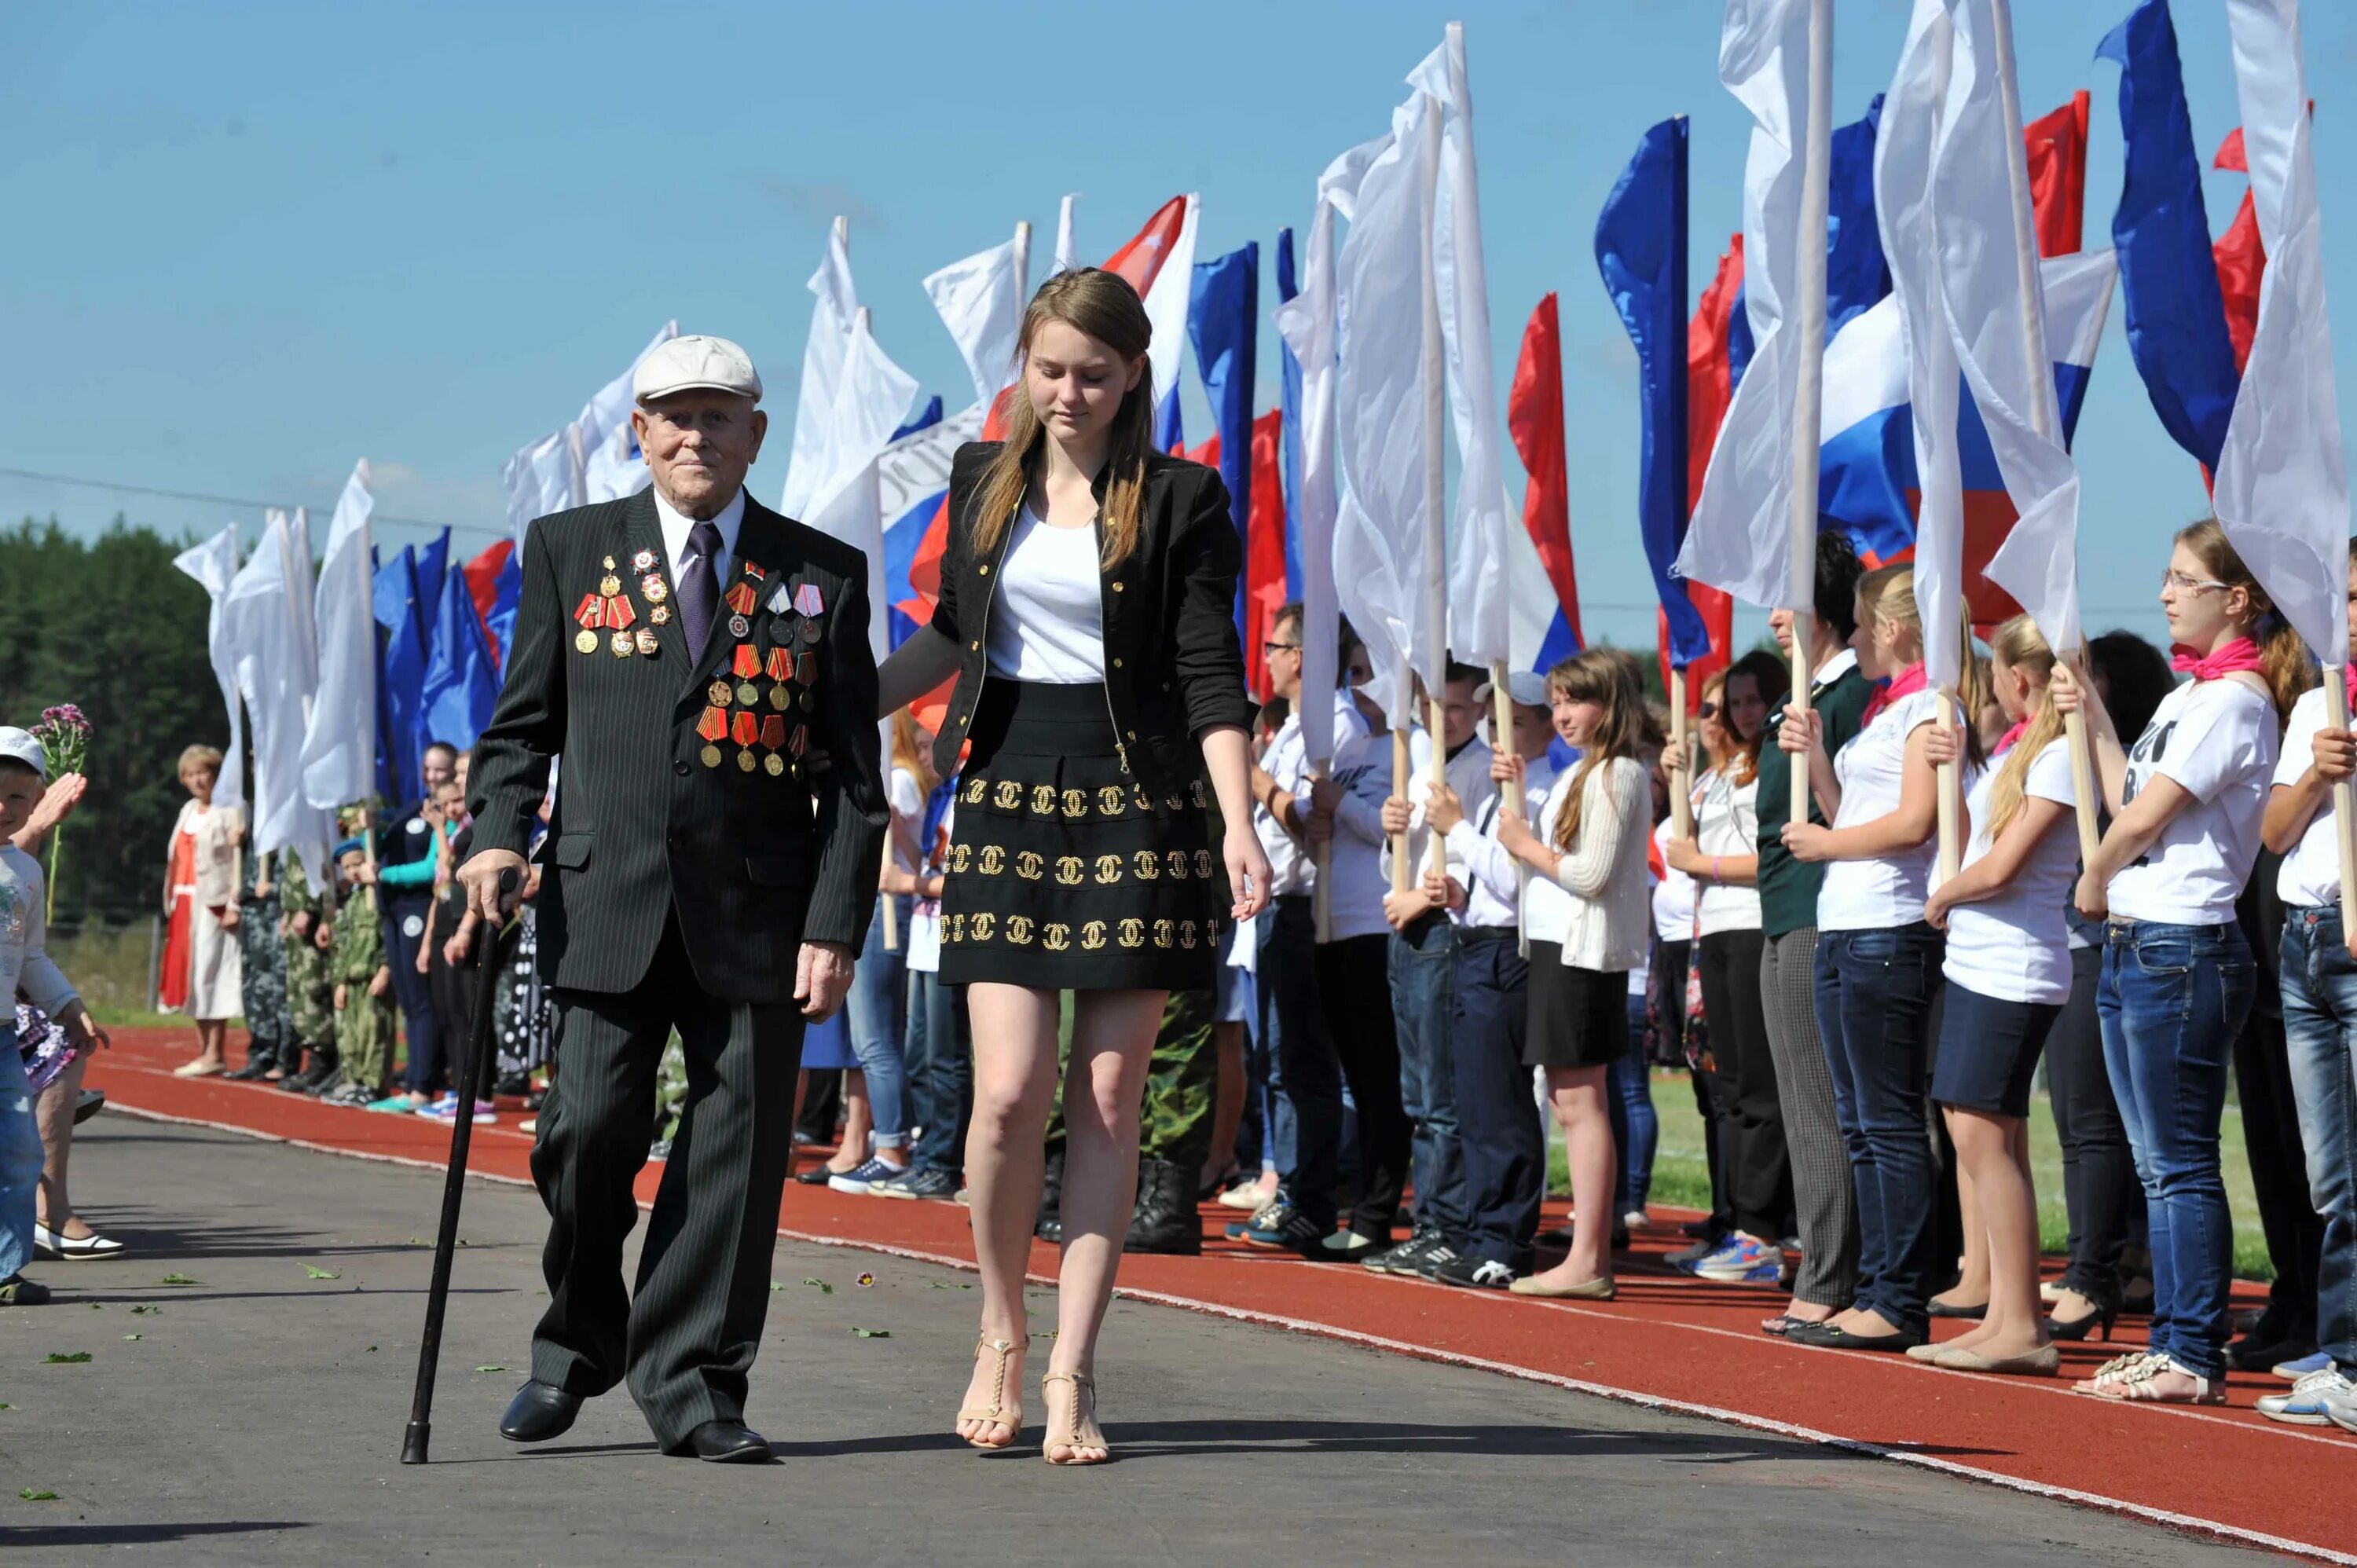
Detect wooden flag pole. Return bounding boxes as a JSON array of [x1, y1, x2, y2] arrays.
[[1787, 0, 1835, 828], [1989, 0, 2100, 868], [1310, 758, 1335, 943], [1934, 688, 1962, 885], [1490, 658, 1527, 933], [1670, 668, 1693, 837], [2328, 676, 2357, 957], [1391, 656, 1415, 896], [1419, 90, 1450, 886]]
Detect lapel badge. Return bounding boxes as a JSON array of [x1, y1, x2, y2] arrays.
[[631, 548, 657, 573]]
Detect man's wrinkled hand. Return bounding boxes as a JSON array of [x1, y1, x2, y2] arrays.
[[795, 941, 856, 1022]]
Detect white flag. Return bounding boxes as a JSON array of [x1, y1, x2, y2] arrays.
[[1332, 89, 1443, 726], [1143, 195, 1201, 418], [1054, 193, 1080, 274], [504, 322, 679, 539], [222, 509, 330, 880], [2213, 0, 2351, 669], [299, 461, 377, 808], [1677, 0, 1814, 610], [782, 223, 859, 519], [1409, 24, 1514, 671], [1877, 0, 1969, 688], [804, 314, 920, 664], [924, 232, 1027, 411], [171, 523, 244, 814]]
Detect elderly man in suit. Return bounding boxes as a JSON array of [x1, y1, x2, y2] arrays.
[[460, 335, 886, 1463]]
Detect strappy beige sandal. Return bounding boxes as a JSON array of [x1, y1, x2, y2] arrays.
[[958, 1337, 1023, 1449], [1041, 1369, 1109, 1466]]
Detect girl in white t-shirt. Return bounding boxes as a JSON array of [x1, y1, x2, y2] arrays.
[[1776, 565, 1985, 1350], [1919, 617, 2079, 1376], [1494, 650, 1652, 1300], [2059, 519, 2296, 1404]]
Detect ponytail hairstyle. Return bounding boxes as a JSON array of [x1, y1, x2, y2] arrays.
[[1548, 648, 1644, 852], [968, 268, 1157, 571], [1855, 562, 1989, 769], [2176, 517, 2316, 720], [1981, 616, 2066, 843]]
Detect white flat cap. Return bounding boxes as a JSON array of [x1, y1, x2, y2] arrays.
[[633, 335, 763, 404], [0, 726, 46, 778], [1473, 669, 1552, 709]]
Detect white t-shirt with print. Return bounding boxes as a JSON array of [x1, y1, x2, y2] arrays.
[[1817, 687, 1948, 931], [1695, 767, 1763, 936], [1944, 738, 2079, 1005], [2276, 685, 2341, 907], [2107, 676, 2278, 925]]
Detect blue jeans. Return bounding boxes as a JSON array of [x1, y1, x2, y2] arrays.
[[0, 1030, 42, 1280], [1815, 922, 1945, 1335], [1234, 914, 1295, 1178], [1609, 1004, 1659, 1217], [904, 969, 971, 1177], [1451, 930, 1543, 1267], [1261, 896, 1342, 1229], [846, 897, 911, 1149], [2099, 919, 2254, 1382], [1389, 913, 1468, 1242], [2280, 905, 2357, 1372]]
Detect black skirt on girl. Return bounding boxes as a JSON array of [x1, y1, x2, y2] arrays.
[[1522, 939, 1630, 1069], [937, 679, 1218, 991]]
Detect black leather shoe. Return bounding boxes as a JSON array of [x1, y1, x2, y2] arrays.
[[1786, 1320, 1926, 1353], [498, 1381, 582, 1443], [674, 1420, 771, 1463]]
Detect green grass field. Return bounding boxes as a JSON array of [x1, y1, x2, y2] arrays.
[[1551, 1068, 2275, 1283]]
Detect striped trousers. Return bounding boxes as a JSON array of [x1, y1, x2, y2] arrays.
[[1760, 927, 1858, 1308]]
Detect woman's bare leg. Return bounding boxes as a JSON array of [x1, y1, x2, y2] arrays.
[[955, 982, 1061, 1445], [1524, 1065, 1615, 1288]]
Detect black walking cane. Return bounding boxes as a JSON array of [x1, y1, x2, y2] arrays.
[[401, 867, 517, 1465]]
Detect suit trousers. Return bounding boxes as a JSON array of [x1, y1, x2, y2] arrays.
[[528, 911, 806, 1447], [1760, 927, 1857, 1310]]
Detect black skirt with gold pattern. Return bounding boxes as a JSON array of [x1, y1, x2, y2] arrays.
[[937, 679, 1217, 991]]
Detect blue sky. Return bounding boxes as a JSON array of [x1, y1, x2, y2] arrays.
[[7, 0, 2352, 654]]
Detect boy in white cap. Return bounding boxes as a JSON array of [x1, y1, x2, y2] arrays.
[[0, 727, 107, 1305]]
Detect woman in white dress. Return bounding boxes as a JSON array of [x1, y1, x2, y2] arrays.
[[161, 744, 243, 1076]]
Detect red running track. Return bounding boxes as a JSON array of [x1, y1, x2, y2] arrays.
[[85, 1026, 2351, 1563]]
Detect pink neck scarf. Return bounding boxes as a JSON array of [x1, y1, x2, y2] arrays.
[[1992, 719, 2028, 757], [1861, 661, 1929, 726], [2169, 636, 2267, 682]]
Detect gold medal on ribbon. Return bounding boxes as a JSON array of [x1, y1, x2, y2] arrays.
[[610, 629, 633, 657], [708, 679, 734, 708], [736, 749, 756, 773], [599, 573, 621, 599], [764, 753, 785, 777], [700, 743, 722, 768], [575, 628, 598, 654]]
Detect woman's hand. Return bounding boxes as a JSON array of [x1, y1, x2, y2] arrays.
[[2074, 867, 2109, 922], [1223, 822, 1274, 922], [1659, 738, 1689, 777], [2050, 661, 2086, 717], [1663, 836, 1706, 877], [1496, 808, 1538, 858], [219, 903, 242, 932], [1380, 797, 1411, 837], [1780, 821, 1833, 863], [1776, 704, 1822, 757], [1924, 881, 1956, 931], [1425, 783, 1464, 835], [1923, 720, 1964, 770]]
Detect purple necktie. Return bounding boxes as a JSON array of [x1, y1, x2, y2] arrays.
[[680, 520, 722, 658]]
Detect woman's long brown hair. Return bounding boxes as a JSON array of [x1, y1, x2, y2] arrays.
[[2176, 518, 2315, 721], [1549, 648, 1644, 852], [889, 706, 937, 797], [967, 268, 1157, 570]]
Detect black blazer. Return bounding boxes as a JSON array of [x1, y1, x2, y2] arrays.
[[470, 485, 887, 1005], [928, 442, 1255, 799]]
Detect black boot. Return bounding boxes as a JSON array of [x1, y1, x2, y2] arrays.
[[225, 1042, 279, 1082], [1035, 1143, 1065, 1243], [287, 1046, 339, 1096], [276, 1046, 310, 1090], [1124, 1157, 1203, 1255]]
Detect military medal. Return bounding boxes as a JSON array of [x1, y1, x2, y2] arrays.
[[801, 617, 820, 644], [576, 628, 599, 654], [631, 548, 657, 573], [742, 559, 767, 581], [640, 573, 668, 603], [795, 582, 824, 616], [708, 678, 734, 708], [795, 650, 817, 685], [766, 647, 794, 709], [764, 753, 785, 777], [599, 573, 621, 598], [759, 713, 787, 777], [730, 708, 760, 771], [766, 583, 792, 614], [634, 626, 659, 656], [651, 605, 672, 625], [610, 628, 634, 657], [696, 705, 728, 767], [603, 554, 617, 569], [731, 643, 761, 706], [573, 590, 608, 654], [789, 724, 808, 757]]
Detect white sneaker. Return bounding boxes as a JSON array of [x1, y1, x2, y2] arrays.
[[1217, 1180, 1276, 1211], [2259, 1367, 2353, 1426]]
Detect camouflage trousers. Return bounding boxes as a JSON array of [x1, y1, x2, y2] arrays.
[[284, 934, 335, 1053], [336, 995, 396, 1094], [1044, 987, 1216, 1173], [236, 892, 288, 1051]]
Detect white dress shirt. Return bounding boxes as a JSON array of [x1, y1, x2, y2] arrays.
[[1446, 754, 1559, 929], [652, 483, 748, 590]]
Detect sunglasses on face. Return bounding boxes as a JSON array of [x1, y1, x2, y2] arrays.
[[1697, 702, 1720, 719]]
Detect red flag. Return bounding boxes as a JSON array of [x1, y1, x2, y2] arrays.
[[1668, 238, 1741, 708], [2213, 129, 2264, 375], [1103, 196, 1189, 296], [1508, 294, 1581, 650], [1244, 410, 1287, 701], [1184, 435, 1219, 466], [2025, 90, 2091, 257], [461, 539, 515, 666]]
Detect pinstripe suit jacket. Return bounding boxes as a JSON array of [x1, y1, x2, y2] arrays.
[[469, 485, 887, 1005]]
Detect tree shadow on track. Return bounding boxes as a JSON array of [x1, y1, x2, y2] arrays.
[[0, 1521, 306, 1548]]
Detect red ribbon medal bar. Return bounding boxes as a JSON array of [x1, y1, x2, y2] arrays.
[[729, 709, 760, 772], [695, 705, 728, 768]]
